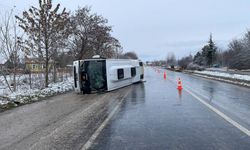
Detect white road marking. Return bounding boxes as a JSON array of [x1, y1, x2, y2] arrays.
[[81, 90, 130, 150], [185, 87, 250, 136], [167, 76, 250, 137]]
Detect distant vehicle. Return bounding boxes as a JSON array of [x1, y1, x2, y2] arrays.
[[73, 56, 144, 94], [175, 66, 183, 72], [212, 64, 220, 68]]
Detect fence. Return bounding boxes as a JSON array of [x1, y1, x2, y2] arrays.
[[0, 67, 73, 95]]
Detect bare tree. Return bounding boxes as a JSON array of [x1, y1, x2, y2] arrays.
[[242, 31, 250, 69], [69, 7, 121, 59], [225, 39, 245, 69], [15, 0, 71, 87], [0, 9, 22, 92], [178, 54, 193, 69], [122, 51, 138, 59], [166, 52, 176, 66]]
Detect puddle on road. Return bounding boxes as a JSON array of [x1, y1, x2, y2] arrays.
[[173, 90, 182, 106]]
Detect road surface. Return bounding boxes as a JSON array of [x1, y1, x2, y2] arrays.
[[89, 67, 250, 150], [0, 67, 250, 150], [0, 87, 132, 150]]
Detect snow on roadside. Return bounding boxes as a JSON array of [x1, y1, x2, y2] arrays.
[[193, 73, 250, 87], [194, 70, 250, 81], [193, 70, 250, 87], [0, 77, 74, 106]]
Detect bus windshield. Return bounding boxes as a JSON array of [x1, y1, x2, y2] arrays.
[[81, 60, 107, 93]]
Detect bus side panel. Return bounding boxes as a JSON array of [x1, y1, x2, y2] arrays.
[[106, 60, 139, 91]]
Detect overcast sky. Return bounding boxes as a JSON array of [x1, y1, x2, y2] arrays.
[[1, 0, 250, 61]]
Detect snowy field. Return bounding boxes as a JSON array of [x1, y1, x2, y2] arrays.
[[0, 73, 74, 107]]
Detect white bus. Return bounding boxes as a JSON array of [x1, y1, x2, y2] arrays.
[[73, 57, 144, 94]]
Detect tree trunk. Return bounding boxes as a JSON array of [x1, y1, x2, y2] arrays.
[[29, 72, 32, 89], [13, 66, 16, 92], [44, 8, 49, 88], [45, 52, 49, 88], [3, 71, 13, 93], [79, 38, 86, 59], [53, 60, 57, 83]]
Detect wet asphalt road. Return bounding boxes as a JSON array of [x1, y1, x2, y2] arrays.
[[0, 87, 132, 150], [1, 67, 250, 150], [90, 67, 250, 150]]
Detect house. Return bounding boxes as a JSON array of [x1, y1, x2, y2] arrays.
[[25, 58, 53, 73]]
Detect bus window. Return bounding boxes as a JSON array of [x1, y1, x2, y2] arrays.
[[131, 67, 136, 77], [117, 69, 124, 79], [140, 74, 144, 79]]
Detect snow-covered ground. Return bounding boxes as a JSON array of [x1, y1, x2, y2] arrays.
[[194, 70, 250, 81], [193, 70, 250, 87], [0, 73, 74, 107]]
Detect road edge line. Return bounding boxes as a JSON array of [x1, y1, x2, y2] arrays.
[[165, 76, 250, 137], [184, 87, 250, 137], [81, 90, 130, 150]]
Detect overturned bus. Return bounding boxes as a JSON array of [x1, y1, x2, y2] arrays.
[[73, 57, 144, 94]]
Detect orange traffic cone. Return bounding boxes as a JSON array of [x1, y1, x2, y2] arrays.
[[163, 71, 167, 80], [177, 78, 183, 90]]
